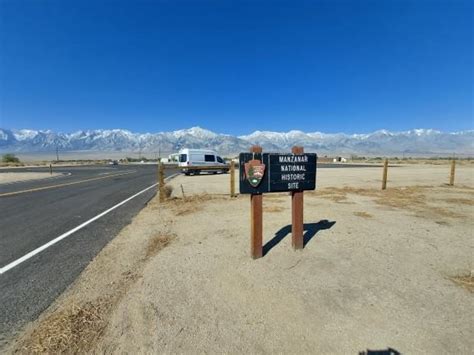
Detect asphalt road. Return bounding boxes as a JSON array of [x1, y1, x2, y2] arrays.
[[0, 164, 177, 348]]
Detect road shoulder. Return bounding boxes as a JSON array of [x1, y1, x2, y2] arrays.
[[0, 172, 62, 185]]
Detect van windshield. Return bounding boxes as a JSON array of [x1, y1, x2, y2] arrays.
[[179, 154, 187, 162]]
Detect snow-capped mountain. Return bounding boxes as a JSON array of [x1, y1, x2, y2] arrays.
[[238, 129, 473, 155], [0, 127, 472, 156], [0, 127, 250, 155]]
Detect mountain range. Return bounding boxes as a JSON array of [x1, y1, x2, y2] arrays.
[[0, 127, 472, 157]]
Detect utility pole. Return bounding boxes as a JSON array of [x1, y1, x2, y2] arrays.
[[56, 146, 59, 161]]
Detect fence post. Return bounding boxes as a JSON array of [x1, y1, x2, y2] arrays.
[[382, 158, 388, 190], [49, 163, 52, 175], [230, 160, 236, 197], [159, 163, 165, 203], [449, 159, 456, 186], [250, 146, 263, 259], [291, 146, 304, 250]]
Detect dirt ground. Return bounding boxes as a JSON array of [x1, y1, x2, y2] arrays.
[[6, 164, 473, 354], [0, 172, 61, 184]]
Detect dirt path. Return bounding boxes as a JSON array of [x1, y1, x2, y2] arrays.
[[6, 165, 473, 354]]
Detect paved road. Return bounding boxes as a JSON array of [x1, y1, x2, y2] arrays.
[[0, 164, 177, 348]]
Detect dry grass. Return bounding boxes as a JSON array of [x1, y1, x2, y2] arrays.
[[149, 192, 223, 215], [450, 274, 474, 293], [145, 234, 175, 258], [17, 266, 143, 354], [363, 159, 474, 166], [160, 185, 173, 200], [443, 198, 474, 206], [353, 211, 373, 218], [311, 186, 469, 221], [420, 207, 464, 219], [311, 189, 349, 203], [264, 198, 286, 203], [0, 162, 24, 167], [375, 187, 427, 209], [265, 193, 289, 200], [263, 206, 285, 213], [167, 194, 223, 216], [19, 299, 112, 354]]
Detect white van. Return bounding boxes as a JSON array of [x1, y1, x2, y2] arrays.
[[178, 148, 228, 175]]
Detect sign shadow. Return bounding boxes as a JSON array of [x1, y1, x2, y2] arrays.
[[263, 220, 336, 256], [359, 348, 400, 355]]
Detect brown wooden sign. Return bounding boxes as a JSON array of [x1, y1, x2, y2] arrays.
[[248, 146, 263, 259], [242, 146, 316, 259], [239, 152, 317, 194]]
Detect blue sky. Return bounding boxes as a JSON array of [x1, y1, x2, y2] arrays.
[[0, 0, 472, 135]]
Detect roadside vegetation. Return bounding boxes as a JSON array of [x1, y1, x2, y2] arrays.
[[1, 153, 23, 166], [2, 153, 20, 163]]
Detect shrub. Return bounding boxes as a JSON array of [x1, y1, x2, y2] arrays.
[[163, 185, 174, 199], [2, 153, 20, 163]]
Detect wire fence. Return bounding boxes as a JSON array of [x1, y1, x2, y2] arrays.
[[158, 158, 472, 201]]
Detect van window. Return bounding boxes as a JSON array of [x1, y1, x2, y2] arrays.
[[179, 154, 187, 162], [190, 154, 202, 161], [204, 154, 215, 162], [217, 156, 224, 163]]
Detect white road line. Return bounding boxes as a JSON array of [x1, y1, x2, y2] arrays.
[[0, 173, 178, 275]]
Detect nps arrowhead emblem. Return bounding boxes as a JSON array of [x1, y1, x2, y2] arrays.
[[244, 159, 266, 187]]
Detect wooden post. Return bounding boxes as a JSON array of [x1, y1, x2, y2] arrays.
[[291, 146, 304, 250], [382, 158, 388, 190], [49, 164, 52, 175], [449, 159, 456, 186], [159, 163, 165, 203], [250, 146, 263, 259], [230, 160, 236, 197]]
